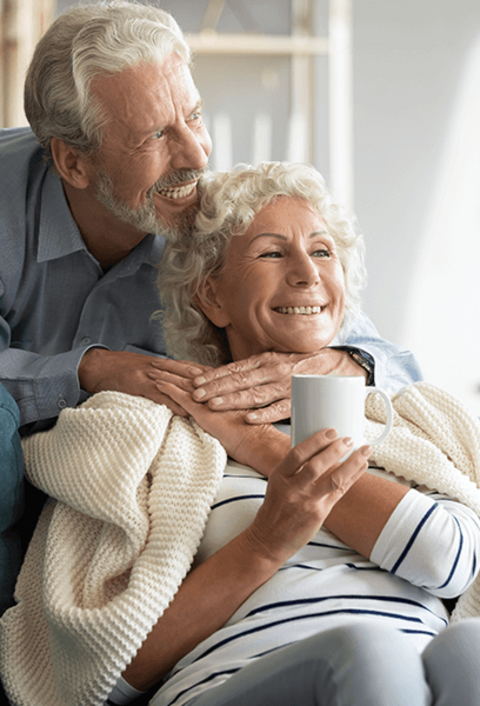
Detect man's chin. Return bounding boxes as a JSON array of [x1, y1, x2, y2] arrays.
[[94, 168, 201, 241], [155, 201, 198, 242]]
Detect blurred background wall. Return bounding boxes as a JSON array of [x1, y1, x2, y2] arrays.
[[2, 0, 480, 413]]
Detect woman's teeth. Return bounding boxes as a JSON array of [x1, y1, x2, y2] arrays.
[[158, 182, 196, 199], [274, 306, 324, 315]]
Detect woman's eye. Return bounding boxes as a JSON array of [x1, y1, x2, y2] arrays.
[[312, 248, 331, 258], [259, 251, 283, 259]]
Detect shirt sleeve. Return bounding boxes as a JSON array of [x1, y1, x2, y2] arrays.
[[0, 324, 107, 429], [336, 311, 423, 391], [371, 487, 480, 599]]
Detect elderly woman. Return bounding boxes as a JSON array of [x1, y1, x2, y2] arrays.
[[109, 163, 480, 706], [3, 163, 480, 706]]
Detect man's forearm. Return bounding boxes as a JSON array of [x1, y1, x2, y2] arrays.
[[0, 346, 88, 427], [336, 311, 423, 390]]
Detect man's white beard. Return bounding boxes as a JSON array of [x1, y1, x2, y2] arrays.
[[94, 169, 201, 241]]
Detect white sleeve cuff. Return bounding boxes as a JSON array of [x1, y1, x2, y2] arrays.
[[106, 675, 146, 705], [370, 488, 435, 571]]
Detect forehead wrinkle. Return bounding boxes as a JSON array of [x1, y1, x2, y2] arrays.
[[250, 229, 329, 243], [250, 233, 288, 242], [98, 57, 199, 146]]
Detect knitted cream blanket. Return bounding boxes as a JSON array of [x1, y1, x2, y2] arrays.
[[365, 381, 480, 622], [0, 392, 227, 706], [2, 383, 480, 705]]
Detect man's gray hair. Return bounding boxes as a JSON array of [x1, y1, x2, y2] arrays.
[[24, 0, 190, 162], [157, 161, 367, 366]]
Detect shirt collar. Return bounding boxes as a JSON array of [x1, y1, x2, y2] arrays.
[[37, 171, 165, 270], [37, 171, 87, 262], [115, 231, 165, 277]]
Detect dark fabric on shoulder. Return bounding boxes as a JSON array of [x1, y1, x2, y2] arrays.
[[0, 383, 24, 617]]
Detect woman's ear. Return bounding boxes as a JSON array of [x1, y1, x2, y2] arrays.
[[195, 277, 231, 329], [50, 137, 91, 189]]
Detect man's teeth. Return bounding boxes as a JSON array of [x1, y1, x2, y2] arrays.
[[274, 306, 324, 315], [158, 183, 196, 199]]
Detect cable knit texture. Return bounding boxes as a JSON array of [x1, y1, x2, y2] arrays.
[[0, 392, 226, 706], [1, 383, 480, 705]]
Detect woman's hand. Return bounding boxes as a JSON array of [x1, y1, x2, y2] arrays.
[[149, 374, 290, 473], [122, 427, 368, 691], [244, 429, 370, 564]]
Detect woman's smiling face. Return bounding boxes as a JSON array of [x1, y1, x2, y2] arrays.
[[200, 197, 346, 361]]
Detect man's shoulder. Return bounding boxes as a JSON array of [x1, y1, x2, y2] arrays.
[[0, 128, 47, 278], [0, 126, 41, 160], [0, 126, 46, 225], [0, 126, 45, 191], [336, 311, 381, 344]]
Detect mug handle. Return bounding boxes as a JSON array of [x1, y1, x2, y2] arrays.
[[364, 387, 393, 446]]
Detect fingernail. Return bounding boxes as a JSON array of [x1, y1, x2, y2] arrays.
[[246, 412, 258, 421], [210, 397, 223, 407], [360, 445, 372, 457], [343, 437, 353, 447], [193, 388, 206, 399], [325, 428, 337, 439], [194, 376, 206, 385], [189, 367, 203, 377]]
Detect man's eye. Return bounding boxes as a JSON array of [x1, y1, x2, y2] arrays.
[[152, 130, 164, 140]]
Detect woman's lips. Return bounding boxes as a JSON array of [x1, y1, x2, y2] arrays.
[[273, 305, 326, 315]]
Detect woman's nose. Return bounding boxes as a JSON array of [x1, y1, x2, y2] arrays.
[[286, 251, 320, 287]]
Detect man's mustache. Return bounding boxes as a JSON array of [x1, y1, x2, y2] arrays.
[[152, 166, 209, 192]]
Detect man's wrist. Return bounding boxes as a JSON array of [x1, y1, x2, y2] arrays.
[[78, 346, 110, 392], [333, 347, 375, 386]]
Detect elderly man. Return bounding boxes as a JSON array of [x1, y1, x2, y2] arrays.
[[0, 0, 421, 437]]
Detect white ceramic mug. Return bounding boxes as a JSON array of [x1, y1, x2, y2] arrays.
[[291, 375, 393, 456]]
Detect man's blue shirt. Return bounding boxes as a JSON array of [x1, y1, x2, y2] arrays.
[[0, 127, 422, 429], [0, 128, 166, 428]]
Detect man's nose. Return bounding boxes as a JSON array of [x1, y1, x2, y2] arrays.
[[170, 124, 212, 172]]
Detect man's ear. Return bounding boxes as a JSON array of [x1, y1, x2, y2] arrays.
[[50, 137, 91, 189], [195, 277, 230, 329]]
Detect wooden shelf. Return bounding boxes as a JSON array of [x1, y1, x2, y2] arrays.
[[185, 32, 329, 56]]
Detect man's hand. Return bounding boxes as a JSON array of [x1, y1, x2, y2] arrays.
[[78, 349, 210, 416], [184, 349, 367, 424]]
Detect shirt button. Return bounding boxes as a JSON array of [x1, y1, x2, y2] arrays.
[[58, 398, 67, 409], [81, 336, 91, 345]]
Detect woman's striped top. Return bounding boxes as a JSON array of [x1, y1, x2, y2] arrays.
[[150, 460, 480, 706]]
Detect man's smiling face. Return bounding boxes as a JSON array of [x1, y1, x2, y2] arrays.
[[88, 53, 212, 237]]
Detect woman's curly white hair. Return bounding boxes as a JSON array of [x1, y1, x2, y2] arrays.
[[157, 161, 367, 366]]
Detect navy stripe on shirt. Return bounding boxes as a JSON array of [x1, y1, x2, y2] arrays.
[[191, 608, 426, 665], [211, 494, 264, 510], [436, 514, 464, 590], [392, 503, 438, 574], [243, 593, 448, 624]]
